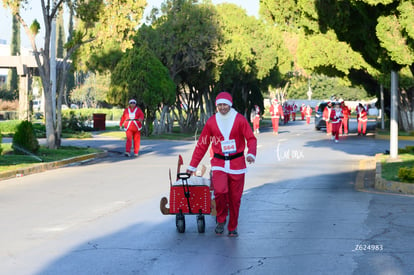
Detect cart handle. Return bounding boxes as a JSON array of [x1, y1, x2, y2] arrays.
[[177, 172, 191, 180]]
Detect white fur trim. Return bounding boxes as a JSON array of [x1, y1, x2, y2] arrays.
[[246, 153, 256, 160], [215, 98, 232, 107], [215, 108, 237, 140], [211, 166, 247, 174]]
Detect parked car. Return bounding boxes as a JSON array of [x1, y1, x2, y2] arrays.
[[314, 102, 329, 130]]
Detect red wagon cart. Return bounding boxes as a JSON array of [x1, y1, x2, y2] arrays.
[[160, 155, 216, 233]]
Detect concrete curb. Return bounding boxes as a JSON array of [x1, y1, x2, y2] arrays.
[[375, 133, 414, 141], [356, 154, 414, 195], [355, 158, 376, 191], [0, 151, 108, 181], [373, 153, 414, 195]]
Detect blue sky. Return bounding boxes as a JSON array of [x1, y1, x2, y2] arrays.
[[0, 1, 259, 48]]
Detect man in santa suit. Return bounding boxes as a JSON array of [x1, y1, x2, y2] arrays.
[[357, 103, 368, 136], [322, 101, 333, 136], [330, 102, 343, 143], [291, 101, 298, 121], [119, 99, 145, 157], [300, 103, 306, 120], [283, 102, 290, 124], [251, 105, 261, 134], [269, 99, 284, 135], [340, 100, 351, 135], [186, 92, 257, 237], [305, 104, 313, 124]]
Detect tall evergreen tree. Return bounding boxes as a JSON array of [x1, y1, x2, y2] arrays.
[[56, 11, 65, 59], [7, 13, 20, 98], [64, 3, 75, 105]]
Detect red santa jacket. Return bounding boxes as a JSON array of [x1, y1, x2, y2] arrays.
[[357, 108, 368, 122], [269, 103, 284, 119], [188, 109, 257, 174], [341, 105, 351, 119], [120, 106, 145, 131], [305, 106, 312, 117], [323, 106, 332, 121], [330, 108, 343, 124]]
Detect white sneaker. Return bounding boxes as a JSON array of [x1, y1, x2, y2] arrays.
[[134, 153, 139, 157], [335, 140, 338, 143], [331, 136, 335, 140], [124, 152, 130, 157]]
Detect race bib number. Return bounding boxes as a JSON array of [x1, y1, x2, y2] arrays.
[[221, 139, 237, 154]]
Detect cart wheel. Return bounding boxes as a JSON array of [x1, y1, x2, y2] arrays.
[[197, 215, 205, 233], [176, 213, 185, 233]]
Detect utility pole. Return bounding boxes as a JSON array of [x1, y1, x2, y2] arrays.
[[380, 84, 385, 130], [50, 15, 57, 124], [390, 71, 398, 159]]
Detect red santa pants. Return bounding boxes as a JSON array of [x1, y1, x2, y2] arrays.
[[253, 117, 260, 131], [340, 118, 349, 134], [284, 115, 289, 124], [331, 122, 341, 140], [212, 170, 245, 231], [292, 112, 296, 121], [125, 128, 141, 154], [301, 112, 305, 120], [271, 118, 280, 133], [306, 116, 311, 124], [326, 121, 332, 134], [358, 120, 367, 134]]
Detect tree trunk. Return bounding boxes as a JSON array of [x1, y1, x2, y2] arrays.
[[159, 104, 168, 133], [43, 80, 57, 149]]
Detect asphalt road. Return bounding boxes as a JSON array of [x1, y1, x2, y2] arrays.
[[1, 120, 414, 275]]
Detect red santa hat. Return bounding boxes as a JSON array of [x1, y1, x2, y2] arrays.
[[215, 92, 233, 107], [272, 99, 278, 104]]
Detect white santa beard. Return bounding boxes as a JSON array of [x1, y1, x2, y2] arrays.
[[216, 108, 237, 140]]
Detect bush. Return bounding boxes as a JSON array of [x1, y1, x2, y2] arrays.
[[12, 120, 40, 154], [62, 111, 94, 132], [398, 166, 414, 183], [398, 146, 414, 154]]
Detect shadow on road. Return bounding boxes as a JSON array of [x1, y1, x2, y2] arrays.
[[33, 168, 414, 275]]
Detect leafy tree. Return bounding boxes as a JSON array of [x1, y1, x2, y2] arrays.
[[7, 12, 20, 98], [147, 0, 222, 130], [70, 72, 110, 108], [109, 42, 175, 135], [2, 0, 146, 148]]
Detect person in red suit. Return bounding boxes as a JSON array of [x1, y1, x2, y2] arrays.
[[119, 99, 145, 157], [305, 104, 313, 124], [357, 103, 368, 136], [269, 99, 284, 135], [186, 92, 257, 237], [300, 103, 306, 120], [330, 102, 343, 143], [283, 102, 290, 124], [340, 100, 351, 135], [322, 101, 333, 136], [251, 105, 261, 134], [291, 101, 298, 121]]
